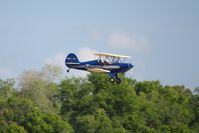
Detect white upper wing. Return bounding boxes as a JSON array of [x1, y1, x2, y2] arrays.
[[94, 53, 130, 58]]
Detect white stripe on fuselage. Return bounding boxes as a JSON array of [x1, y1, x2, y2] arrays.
[[65, 62, 80, 64], [71, 65, 120, 69]]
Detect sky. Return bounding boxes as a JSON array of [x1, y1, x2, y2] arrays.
[[0, 0, 199, 90]]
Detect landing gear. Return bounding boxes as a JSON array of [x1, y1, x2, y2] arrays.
[[116, 77, 121, 84], [109, 77, 121, 84], [109, 77, 115, 83]]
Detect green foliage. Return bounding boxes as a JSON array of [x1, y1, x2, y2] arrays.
[[190, 89, 199, 132], [76, 109, 113, 133], [59, 74, 197, 132], [23, 108, 73, 133], [0, 67, 198, 133], [0, 78, 16, 100], [0, 122, 27, 133], [42, 64, 63, 83], [19, 69, 62, 113]]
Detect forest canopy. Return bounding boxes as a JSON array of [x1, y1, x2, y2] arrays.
[[0, 64, 198, 133]]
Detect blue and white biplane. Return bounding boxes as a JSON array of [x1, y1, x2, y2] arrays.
[[65, 53, 134, 83]]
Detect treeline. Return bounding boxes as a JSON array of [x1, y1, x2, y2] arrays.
[[0, 64, 198, 133]]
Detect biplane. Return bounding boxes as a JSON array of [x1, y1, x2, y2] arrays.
[[65, 53, 134, 83]]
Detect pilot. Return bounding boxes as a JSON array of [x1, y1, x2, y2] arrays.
[[98, 59, 102, 64]]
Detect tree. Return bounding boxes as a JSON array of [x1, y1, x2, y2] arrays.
[[76, 109, 113, 133], [1, 67, 198, 132], [190, 88, 199, 132], [41, 64, 63, 83], [23, 108, 73, 133], [194, 87, 199, 94], [0, 122, 27, 133], [0, 78, 16, 100], [18, 66, 62, 114]]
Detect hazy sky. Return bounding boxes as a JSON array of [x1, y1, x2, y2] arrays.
[[0, 0, 199, 90]]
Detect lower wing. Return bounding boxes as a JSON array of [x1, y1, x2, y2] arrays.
[[87, 68, 110, 73]]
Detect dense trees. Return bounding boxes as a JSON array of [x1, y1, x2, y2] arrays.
[[0, 65, 198, 132]]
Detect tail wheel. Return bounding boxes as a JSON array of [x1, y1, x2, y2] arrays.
[[109, 77, 115, 83], [116, 78, 121, 84]]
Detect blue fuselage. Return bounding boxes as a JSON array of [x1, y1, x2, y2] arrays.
[[66, 60, 134, 75]]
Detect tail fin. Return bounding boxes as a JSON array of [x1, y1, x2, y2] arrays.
[[65, 53, 80, 66]]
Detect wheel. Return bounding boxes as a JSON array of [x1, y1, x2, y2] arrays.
[[109, 77, 115, 83], [116, 78, 121, 84], [67, 69, 70, 73]]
